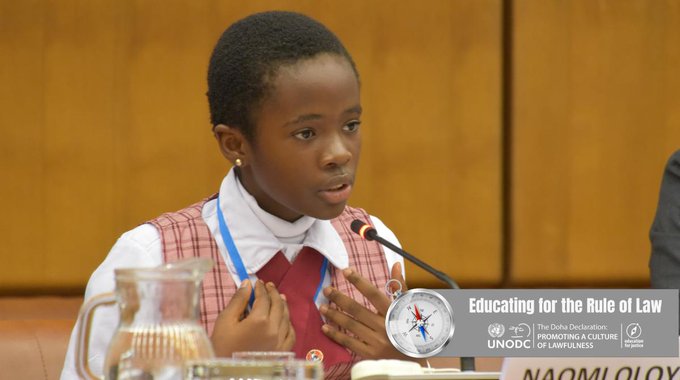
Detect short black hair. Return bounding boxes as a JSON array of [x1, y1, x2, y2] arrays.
[[207, 11, 358, 142]]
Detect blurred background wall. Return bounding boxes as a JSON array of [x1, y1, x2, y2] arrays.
[[0, 0, 678, 295]]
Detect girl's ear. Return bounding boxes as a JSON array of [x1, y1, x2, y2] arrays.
[[213, 124, 250, 166]]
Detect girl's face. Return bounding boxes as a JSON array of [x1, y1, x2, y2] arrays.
[[238, 53, 362, 222]]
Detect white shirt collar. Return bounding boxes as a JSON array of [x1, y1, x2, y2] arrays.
[[203, 169, 349, 274]]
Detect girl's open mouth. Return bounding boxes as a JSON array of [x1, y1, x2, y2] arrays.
[[319, 183, 352, 204]]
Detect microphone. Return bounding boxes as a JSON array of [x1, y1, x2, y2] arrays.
[[350, 219, 459, 289], [350, 219, 476, 372]]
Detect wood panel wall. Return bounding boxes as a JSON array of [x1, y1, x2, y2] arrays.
[[0, 0, 502, 292], [3, 0, 675, 293], [511, 0, 680, 285]]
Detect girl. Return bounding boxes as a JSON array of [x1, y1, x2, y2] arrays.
[[62, 11, 409, 380]]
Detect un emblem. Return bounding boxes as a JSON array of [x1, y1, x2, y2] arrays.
[[488, 323, 505, 338]]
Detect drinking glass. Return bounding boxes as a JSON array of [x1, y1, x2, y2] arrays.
[[232, 352, 295, 361], [184, 359, 322, 380]]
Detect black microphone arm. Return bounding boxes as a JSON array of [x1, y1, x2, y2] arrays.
[[351, 220, 460, 289], [350, 219, 476, 372]]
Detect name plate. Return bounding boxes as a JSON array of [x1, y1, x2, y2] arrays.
[[501, 355, 680, 380], [432, 289, 678, 357]]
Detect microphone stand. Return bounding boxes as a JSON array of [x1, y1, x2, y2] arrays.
[[371, 235, 460, 290], [352, 221, 476, 372]]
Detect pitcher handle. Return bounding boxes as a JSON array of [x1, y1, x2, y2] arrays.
[[75, 292, 116, 380]]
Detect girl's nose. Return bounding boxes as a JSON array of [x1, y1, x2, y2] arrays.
[[321, 135, 352, 168]]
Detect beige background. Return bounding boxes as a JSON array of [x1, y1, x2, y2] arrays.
[[511, 0, 680, 286], [0, 0, 677, 294]]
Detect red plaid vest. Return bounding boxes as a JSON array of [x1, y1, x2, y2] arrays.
[[147, 195, 391, 380]]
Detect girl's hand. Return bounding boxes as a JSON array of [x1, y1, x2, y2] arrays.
[[320, 262, 414, 360], [210, 279, 295, 357]]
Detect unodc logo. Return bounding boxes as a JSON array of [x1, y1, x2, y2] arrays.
[[488, 323, 505, 338]]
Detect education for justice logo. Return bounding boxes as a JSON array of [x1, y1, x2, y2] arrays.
[[624, 323, 644, 349]]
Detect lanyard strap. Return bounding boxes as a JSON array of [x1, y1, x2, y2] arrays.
[[217, 195, 254, 307], [216, 195, 327, 307], [314, 258, 329, 302]]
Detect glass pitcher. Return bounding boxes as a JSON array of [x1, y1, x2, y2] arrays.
[[76, 258, 216, 379]]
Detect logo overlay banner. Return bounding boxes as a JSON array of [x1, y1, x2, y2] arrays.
[[431, 289, 678, 357]]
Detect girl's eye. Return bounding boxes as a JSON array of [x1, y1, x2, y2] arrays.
[[294, 129, 315, 140], [343, 120, 361, 133]]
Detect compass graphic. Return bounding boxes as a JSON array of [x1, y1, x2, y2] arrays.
[[385, 288, 455, 358]]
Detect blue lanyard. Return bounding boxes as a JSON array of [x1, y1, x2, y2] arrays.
[[216, 195, 328, 308]]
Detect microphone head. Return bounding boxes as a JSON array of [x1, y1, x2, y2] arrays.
[[350, 219, 377, 241]]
